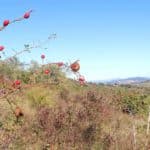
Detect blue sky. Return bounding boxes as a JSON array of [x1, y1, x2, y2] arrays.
[[0, 0, 150, 81]]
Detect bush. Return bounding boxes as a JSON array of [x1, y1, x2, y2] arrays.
[[121, 94, 150, 115], [26, 87, 55, 108]]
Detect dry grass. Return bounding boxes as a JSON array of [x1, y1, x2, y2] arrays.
[[0, 77, 150, 149]]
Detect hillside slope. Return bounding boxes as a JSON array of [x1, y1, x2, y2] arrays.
[[0, 61, 150, 149]]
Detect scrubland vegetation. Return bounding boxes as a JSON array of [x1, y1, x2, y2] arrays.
[[0, 10, 150, 150], [0, 59, 150, 150]]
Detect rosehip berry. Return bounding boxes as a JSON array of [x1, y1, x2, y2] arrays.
[[0, 46, 4, 51], [79, 76, 85, 82], [14, 80, 21, 85], [41, 54, 45, 59], [44, 69, 50, 75], [15, 107, 24, 119], [70, 61, 80, 72], [24, 12, 30, 19], [3, 20, 10, 26], [12, 80, 21, 89]]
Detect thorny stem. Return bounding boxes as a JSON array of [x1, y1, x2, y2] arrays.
[[4, 49, 30, 62], [3, 34, 56, 62]]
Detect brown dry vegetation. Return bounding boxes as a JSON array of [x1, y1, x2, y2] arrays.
[[0, 60, 150, 150]]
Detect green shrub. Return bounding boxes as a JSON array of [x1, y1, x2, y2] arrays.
[[122, 94, 150, 115], [26, 87, 55, 108]]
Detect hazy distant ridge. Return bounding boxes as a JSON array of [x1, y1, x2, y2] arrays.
[[96, 77, 150, 85]]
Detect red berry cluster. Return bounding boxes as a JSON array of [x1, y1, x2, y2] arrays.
[[69, 60, 86, 85]]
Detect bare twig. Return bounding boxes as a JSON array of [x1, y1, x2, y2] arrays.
[[3, 34, 56, 62], [0, 89, 16, 100]]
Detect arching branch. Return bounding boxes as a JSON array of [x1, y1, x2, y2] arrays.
[[0, 10, 33, 31]]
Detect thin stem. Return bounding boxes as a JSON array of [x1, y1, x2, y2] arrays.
[[145, 106, 150, 148]]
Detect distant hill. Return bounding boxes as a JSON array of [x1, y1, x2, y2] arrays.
[[97, 77, 150, 85]]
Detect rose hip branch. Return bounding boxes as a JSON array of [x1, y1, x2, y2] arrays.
[[0, 10, 33, 31]]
